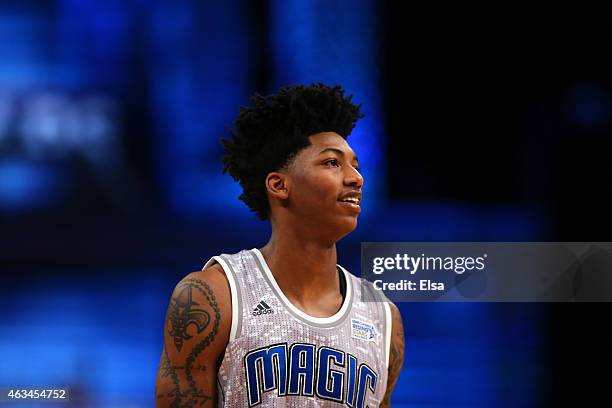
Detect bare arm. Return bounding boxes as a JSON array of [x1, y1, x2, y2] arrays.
[[381, 303, 405, 407], [155, 264, 232, 407]]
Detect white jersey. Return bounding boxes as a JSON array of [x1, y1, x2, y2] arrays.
[[203, 248, 392, 407]]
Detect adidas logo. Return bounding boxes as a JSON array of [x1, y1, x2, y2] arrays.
[[252, 300, 274, 316]]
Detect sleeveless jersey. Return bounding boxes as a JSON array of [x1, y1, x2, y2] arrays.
[[203, 248, 392, 407]]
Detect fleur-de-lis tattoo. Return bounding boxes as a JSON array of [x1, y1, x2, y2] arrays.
[[167, 284, 211, 351]]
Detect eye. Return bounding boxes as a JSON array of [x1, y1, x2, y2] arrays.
[[324, 159, 340, 167]]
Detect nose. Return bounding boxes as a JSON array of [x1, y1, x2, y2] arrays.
[[344, 166, 364, 188]]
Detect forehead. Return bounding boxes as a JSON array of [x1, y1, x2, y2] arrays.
[[303, 132, 357, 158]]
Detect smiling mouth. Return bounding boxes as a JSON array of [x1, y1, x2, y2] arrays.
[[338, 197, 360, 205], [338, 198, 361, 212]]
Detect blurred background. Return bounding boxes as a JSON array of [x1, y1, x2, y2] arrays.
[[1, 0, 611, 407]]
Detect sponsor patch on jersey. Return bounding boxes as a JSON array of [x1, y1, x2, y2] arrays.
[[351, 318, 376, 342]]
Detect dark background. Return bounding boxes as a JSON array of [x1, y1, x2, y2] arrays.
[[1, 0, 610, 406]]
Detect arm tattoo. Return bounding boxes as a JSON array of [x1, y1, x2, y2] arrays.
[[158, 278, 222, 407], [168, 282, 211, 351], [183, 278, 221, 405], [381, 306, 405, 407]]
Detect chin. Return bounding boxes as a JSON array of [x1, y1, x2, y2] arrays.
[[335, 217, 358, 240]]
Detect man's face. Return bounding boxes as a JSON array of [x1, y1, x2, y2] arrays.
[[284, 131, 364, 239]]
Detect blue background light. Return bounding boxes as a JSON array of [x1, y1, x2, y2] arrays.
[[2, 1, 606, 407]]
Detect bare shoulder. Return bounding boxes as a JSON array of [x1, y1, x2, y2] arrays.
[[167, 263, 233, 352], [155, 263, 232, 407], [183, 263, 232, 304], [388, 302, 404, 335]]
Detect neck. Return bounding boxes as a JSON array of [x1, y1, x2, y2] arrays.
[[259, 224, 340, 304]]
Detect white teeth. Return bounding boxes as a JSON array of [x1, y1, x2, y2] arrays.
[[341, 197, 359, 204]]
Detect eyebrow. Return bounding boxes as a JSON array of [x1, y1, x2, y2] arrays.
[[318, 147, 359, 163]]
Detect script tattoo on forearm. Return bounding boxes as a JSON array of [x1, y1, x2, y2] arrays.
[[157, 278, 221, 407]]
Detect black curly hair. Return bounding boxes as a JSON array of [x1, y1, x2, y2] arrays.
[[221, 83, 365, 220]]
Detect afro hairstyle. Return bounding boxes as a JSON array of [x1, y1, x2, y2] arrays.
[[221, 83, 364, 220]]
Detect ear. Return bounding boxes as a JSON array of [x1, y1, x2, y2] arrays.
[[265, 172, 290, 201]]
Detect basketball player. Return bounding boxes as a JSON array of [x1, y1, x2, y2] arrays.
[[155, 83, 405, 407]]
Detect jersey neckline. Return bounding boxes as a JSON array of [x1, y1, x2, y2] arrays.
[[250, 248, 353, 327]]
